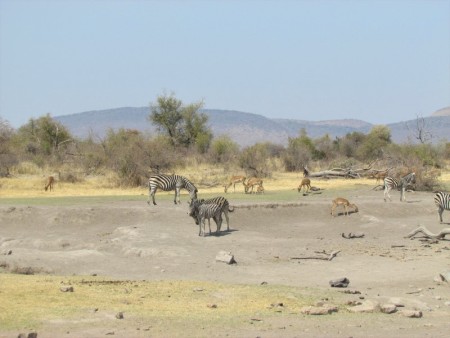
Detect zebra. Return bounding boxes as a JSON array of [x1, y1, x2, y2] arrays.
[[148, 174, 197, 205], [434, 191, 450, 223], [188, 197, 234, 235], [383, 172, 416, 202]]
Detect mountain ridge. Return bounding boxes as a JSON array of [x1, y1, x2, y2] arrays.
[[54, 107, 450, 147]]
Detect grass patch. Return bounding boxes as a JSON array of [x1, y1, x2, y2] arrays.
[[0, 274, 339, 333]]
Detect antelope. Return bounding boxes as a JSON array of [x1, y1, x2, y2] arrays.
[[44, 176, 55, 192], [244, 177, 263, 194], [297, 178, 311, 193], [256, 185, 265, 194], [224, 175, 246, 193], [331, 197, 358, 216], [370, 170, 388, 184]]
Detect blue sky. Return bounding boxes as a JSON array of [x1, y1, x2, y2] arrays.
[[1, 0, 449, 128]]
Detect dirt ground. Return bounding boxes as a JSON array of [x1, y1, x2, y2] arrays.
[[1, 187, 450, 337]]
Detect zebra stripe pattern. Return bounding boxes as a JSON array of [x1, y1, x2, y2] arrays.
[[148, 174, 197, 205], [434, 191, 450, 223], [383, 172, 416, 202], [189, 197, 233, 236]]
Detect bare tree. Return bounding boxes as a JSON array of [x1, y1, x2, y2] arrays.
[[407, 115, 432, 144]]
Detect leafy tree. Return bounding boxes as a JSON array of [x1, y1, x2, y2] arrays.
[[239, 143, 272, 177], [0, 117, 18, 176], [149, 94, 212, 150], [356, 125, 391, 160], [13, 114, 73, 163], [283, 129, 317, 171], [209, 136, 240, 164], [335, 131, 366, 158]]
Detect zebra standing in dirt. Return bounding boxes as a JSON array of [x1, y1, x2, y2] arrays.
[[434, 191, 450, 223], [188, 197, 234, 236], [383, 172, 416, 202], [148, 174, 197, 205]]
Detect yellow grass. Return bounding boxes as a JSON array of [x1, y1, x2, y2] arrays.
[[0, 274, 335, 332], [1, 168, 449, 198]]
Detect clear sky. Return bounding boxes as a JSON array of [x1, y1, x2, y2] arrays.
[[1, 0, 449, 128]]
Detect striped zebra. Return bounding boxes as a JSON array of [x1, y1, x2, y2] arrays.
[[434, 192, 450, 223], [188, 197, 234, 236], [383, 172, 416, 202], [148, 174, 197, 205]]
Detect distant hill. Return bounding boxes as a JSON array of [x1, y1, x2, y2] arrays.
[[55, 107, 450, 147], [432, 106, 450, 117]]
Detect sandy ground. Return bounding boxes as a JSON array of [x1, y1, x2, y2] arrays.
[[1, 187, 450, 337]]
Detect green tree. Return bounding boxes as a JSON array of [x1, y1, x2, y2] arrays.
[[0, 117, 17, 176], [283, 129, 316, 171], [239, 143, 272, 177], [13, 114, 73, 162], [356, 125, 391, 160], [209, 136, 240, 164], [149, 94, 212, 150], [335, 131, 366, 158]]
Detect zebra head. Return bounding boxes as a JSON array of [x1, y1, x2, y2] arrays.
[[405, 172, 416, 184], [189, 188, 198, 200], [188, 198, 204, 225]]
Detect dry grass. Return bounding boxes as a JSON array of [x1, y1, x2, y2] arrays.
[[0, 274, 338, 333], [2, 167, 449, 199]]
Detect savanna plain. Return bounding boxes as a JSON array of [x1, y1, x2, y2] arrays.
[[1, 169, 450, 338]]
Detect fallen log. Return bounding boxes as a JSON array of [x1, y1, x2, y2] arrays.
[[405, 226, 450, 240], [290, 250, 340, 261], [308, 170, 359, 179]]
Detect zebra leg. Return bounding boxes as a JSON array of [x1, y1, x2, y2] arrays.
[[201, 217, 207, 237], [438, 206, 444, 223], [174, 187, 180, 204], [384, 187, 392, 202], [400, 187, 405, 202], [207, 218, 212, 235], [223, 210, 230, 231], [149, 188, 157, 205], [214, 214, 222, 233]]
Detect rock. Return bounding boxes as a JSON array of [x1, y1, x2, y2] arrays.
[[347, 300, 380, 313], [215, 251, 236, 264], [115, 312, 124, 319], [59, 286, 74, 292], [329, 277, 350, 288], [434, 271, 450, 283], [381, 304, 397, 314], [388, 297, 405, 307], [301, 306, 331, 315], [400, 310, 423, 318]]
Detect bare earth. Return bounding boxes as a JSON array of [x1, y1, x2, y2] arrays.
[[1, 187, 450, 337]]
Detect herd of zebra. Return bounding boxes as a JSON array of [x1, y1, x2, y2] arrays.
[[147, 173, 233, 236], [146, 172, 450, 237]]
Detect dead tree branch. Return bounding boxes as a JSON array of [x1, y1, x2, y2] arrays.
[[290, 250, 340, 261], [405, 226, 450, 240]]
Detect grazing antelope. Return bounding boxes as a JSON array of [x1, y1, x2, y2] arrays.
[[370, 170, 388, 184], [44, 176, 55, 191], [297, 178, 311, 193], [224, 175, 246, 193], [244, 177, 263, 194], [256, 185, 265, 194], [331, 197, 358, 216]]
